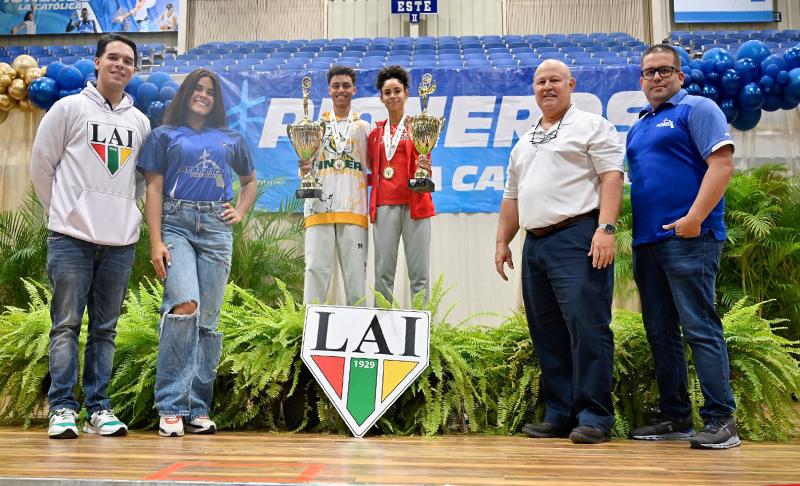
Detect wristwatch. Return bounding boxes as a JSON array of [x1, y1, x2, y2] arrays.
[[598, 223, 616, 234]]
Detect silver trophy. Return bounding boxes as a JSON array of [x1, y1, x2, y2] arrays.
[[288, 77, 326, 199], [407, 73, 445, 193]]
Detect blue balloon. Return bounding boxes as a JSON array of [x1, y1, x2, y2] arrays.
[[57, 88, 82, 100], [690, 68, 705, 84], [706, 71, 720, 85], [701, 59, 716, 74], [687, 83, 702, 96], [57, 66, 84, 91], [84, 74, 96, 84], [761, 54, 787, 78], [158, 86, 176, 103], [672, 45, 692, 66], [720, 69, 743, 96], [125, 75, 144, 96], [136, 82, 159, 109], [777, 70, 790, 85], [148, 100, 165, 122], [784, 67, 800, 102], [163, 81, 180, 91], [719, 98, 738, 123], [783, 46, 800, 70], [690, 59, 703, 70], [763, 93, 783, 112], [781, 96, 800, 110], [73, 58, 95, 78], [45, 61, 65, 83], [736, 40, 771, 64], [703, 48, 734, 73], [734, 58, 760, 83], [760, 75, 775, 92], [147, 71, 172, 89], [701, 84, 719, 101], [731, 109, 761, 131], [738, 82, 764, 111], [27, 77, 59, 110]]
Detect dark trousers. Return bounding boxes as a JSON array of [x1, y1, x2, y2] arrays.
[[521, 219, 615, 432], [633, 232, 736, 420]]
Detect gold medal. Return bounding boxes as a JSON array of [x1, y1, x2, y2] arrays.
[[383, 166, 395, 180], [334, 159, 346, 171]]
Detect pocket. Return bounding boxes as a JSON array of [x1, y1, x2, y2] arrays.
[[66, 190, 141, 244], [162, 199, 178, 215], [47, 230, 66, 241]]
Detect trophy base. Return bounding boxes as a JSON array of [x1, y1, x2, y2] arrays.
[[295, 188, 323, 199], [408, 177, 435, 193]]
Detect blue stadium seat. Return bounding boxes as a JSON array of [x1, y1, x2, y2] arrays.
[[492, 58, 519, 68]]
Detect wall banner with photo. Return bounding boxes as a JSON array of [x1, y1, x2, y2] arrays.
[[0, 0, 179, 36]]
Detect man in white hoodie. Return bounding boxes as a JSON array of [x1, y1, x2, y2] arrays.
[[30, 33, 151, 439]]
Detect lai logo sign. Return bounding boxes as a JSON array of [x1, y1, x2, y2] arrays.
[[87, 121, 136, 177], [301, 305, 430, 437]]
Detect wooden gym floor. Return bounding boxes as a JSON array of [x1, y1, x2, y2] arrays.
[[0, 427, 798, 485]]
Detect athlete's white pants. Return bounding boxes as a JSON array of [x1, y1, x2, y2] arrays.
[[303, 223, 368, 306]]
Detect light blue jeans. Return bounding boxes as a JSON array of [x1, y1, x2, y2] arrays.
[[154, 198, 232, 420]]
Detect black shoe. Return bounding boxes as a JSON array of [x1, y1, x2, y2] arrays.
[[521, 422, 571, 438], [631, 415, 695, 440], [689, 417, 741, 449], [569, 425, 610, 444]]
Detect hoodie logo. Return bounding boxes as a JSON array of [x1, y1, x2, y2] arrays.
[[656, 118, 674, 129], [87, 122, 135, 177]]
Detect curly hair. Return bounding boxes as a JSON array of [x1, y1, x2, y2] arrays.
[[327, 65, 356, 85], [375, 65, 409, 91]]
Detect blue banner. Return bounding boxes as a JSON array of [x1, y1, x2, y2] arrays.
[[1, 0, 179, 36], [218, 66, 646, 214]]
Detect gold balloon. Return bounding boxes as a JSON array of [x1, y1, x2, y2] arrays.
[[25, 67, 42, 84], [12, 55, 38, 79], [0, 63, 9, 75], [17, 99, 33, 112], [8, 78, 27, 101], [5, 68, 16, 79], [0, 75, 11, 89], [0, 94, 13, 112], [0, 110, 8, 124], [0, 83, 5, 95]]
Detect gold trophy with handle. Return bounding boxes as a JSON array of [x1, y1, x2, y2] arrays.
[[288, 77, 326, 199], [407, 73, 444, 193]]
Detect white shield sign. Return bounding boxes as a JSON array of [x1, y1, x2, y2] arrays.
[[301, 305, 431, 438]]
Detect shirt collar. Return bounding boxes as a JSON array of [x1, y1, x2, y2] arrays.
[[533, 103, 576, 132], [639, 89, 687, 118]]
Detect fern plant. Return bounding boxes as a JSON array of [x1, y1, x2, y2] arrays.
[[0, 190, 49, 309]]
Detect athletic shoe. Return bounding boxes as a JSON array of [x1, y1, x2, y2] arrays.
[[521, 422, 571, 438], [690, 416, 741, 449], [48, 408, 79, 439], [185, 416, 217, 434], [84, 409, 128, 436], [569, 425, 610, 444], [631, 415, 695, 440], [159, 415, 184, 437]]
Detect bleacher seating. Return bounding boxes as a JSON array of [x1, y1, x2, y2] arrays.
[[670, 29, 800, 57], [4, 31, 722, 75]]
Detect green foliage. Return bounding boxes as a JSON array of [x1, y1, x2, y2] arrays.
[[3, 276, 797, 441], [718, 165, 800, 337], [0, 191, 48, 309]]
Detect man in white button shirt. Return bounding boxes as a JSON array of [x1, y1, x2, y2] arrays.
[[494, 60, 625, 444]]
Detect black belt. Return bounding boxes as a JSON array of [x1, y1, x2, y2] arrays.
[[527, 209, 599, 238]]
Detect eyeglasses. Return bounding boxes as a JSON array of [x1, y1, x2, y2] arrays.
[[641, 66, 677, 80], [529, 116, 563, 146]]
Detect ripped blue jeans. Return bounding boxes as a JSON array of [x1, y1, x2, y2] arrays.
[[154, 198, 233, 419]]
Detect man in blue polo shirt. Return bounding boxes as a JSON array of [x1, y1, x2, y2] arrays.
[[626, 44, 738, 449]]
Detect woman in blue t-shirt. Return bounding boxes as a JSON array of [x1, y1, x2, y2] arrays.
[[138, 68, 257, 438]]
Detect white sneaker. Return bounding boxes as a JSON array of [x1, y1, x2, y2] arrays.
[[185, 416, 217, 434], [159, 416, 184, 437], [48, 408, 78, 439], [84, 410, 128, 436]]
